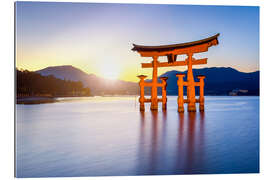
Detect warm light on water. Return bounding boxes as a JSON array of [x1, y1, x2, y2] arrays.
[[16, 96, 259, 177]]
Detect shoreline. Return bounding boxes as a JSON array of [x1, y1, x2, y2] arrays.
[[16, 95, 93, 105], [17, 96, 57, 105], [16, 95, 259, 105]]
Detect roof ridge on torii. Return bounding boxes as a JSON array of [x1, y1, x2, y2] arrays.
[[131, 33, 219, 68]]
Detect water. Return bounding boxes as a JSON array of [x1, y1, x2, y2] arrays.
[[15, 96, 259, 177]]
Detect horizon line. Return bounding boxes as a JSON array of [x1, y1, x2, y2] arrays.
[[16, 64, 260, 83], [15, 64, 260, 73]]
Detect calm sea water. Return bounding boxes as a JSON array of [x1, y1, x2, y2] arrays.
[[15, 96, 259, 177]]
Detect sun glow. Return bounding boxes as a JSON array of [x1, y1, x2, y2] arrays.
[[99, 60, 121, 80]]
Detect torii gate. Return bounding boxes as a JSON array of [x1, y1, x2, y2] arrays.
[[132, 33, 219, 112]]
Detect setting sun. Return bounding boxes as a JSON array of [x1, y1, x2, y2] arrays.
[[99, 61, 121, 80]]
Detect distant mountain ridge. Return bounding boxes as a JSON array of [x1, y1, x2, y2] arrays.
[[36, 65, 259, 96], [158, 67, 259, 95], [36, 65, 95, 82], [36, 65, 138, 95]]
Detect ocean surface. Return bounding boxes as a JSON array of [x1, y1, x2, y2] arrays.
[[15, 96, 259, 177]]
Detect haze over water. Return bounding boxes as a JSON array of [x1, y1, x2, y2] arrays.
[[16, 96, 259, 177]]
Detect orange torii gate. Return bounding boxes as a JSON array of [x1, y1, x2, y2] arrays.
[[132, 33, 219, 112]]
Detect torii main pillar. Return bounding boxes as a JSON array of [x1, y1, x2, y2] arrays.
[[186, 53, 196, 112], [151, 56, 159, 110]]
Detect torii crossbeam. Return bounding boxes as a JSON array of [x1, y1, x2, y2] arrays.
[[132, 33, 219, 112]]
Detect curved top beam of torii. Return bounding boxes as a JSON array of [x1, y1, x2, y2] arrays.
[[132, 33, 219, 58]]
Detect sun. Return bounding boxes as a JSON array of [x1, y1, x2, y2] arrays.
[[99, 61, 120, 80]]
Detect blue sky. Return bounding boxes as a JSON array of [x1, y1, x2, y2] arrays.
[[16, 2, 259, 81]]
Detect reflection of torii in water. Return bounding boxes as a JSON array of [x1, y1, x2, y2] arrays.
[[137, 111, 205, 174], [132, 34, 219, 112]]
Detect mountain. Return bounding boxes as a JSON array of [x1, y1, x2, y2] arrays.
[[36, 65, 138, 95], [36, 65, 92, 82], [157, 67, 259, 95], [36, 65, 259, 96]]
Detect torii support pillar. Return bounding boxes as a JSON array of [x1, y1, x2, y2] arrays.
[[137, 75, 147, 111], [160, 77, 168, 111], [176, 74, 185, 113], [197, 75, 206, 112]]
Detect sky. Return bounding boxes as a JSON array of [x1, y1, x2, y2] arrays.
[[16, 2, 259, 82]]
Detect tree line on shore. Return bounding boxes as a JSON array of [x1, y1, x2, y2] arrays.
[[16, 69, 91, 97]]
